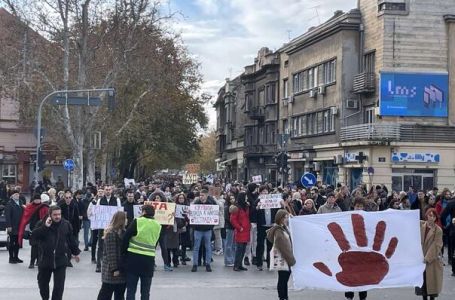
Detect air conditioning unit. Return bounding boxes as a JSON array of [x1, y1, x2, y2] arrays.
[[288, 96, 294, 103], [313, 162, 321, 171], [309, 89, 317, 98], [330, 106, 338, 115], [374, 106, 381, 116], [318, 85, 326, 95], [346, 99, 359, 109], [282, 98, 288, 106]]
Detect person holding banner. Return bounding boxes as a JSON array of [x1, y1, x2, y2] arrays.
[[175, 193, 191, 265], [255, 186, 280, 271], [418, 208, 443, 300], [266, 209, 295, 300], [149, 191, 172, 271], [230, 192, 251, 271], [123, 205, 161, 300]]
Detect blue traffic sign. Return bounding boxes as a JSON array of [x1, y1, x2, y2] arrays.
[[301, 172, 317, 188], [63, 159, 75, 171]]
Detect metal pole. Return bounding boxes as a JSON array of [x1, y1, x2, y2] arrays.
[[34, 88, 114, 186]]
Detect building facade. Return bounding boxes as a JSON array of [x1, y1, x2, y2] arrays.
[[215, 76, 246, 182], [241, 48, 280, 183]]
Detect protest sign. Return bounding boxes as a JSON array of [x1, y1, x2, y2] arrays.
[[124, 178, 136, 188], [133, 202, 176, 225], [252, 175, 262, 183], [90, 205, 124, 229], [258, 194, 282, 209], [183, 173, 198, 185], [289, 210, 424, 292], [209, 186, 222, 198], [189, 204, 219, 225], [175, 204, 190, 219]]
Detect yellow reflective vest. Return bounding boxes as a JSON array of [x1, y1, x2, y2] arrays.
[[128, 216, 161, 257]]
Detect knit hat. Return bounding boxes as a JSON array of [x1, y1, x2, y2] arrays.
[[275, 209, 289, 225], [40, 193, 50, 203]]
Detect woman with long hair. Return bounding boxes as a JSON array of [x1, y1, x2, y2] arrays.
[[267, 209, 296, 300], [417, 208, 443, 300], [175, 193, 191, 265], [97, 211, 127, 300], [230, 192, 251, 271]]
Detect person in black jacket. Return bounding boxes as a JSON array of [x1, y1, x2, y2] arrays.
[[441, 199, 455, 276], [245, 183, 258, 266], [58, 190, 81, 267], [191, 189, 217, 272], [122, 190, 137, 227], [5, 189, 24, 263], [254, 185, 279, 271], [31, 205, 81, 300]]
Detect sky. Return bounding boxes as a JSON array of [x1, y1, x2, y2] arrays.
[[168, 0, 358, 131]]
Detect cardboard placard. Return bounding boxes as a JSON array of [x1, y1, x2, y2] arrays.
[[175, 204, 190, 219], [133, 202, 176, 225], [90, 205, 124, 229]]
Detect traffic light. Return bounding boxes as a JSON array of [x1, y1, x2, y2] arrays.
[[275, 152, 289, 174], [34, 148, 45, 172]]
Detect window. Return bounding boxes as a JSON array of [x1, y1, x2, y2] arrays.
[[317, 112, 323, 134], [293, 73, 299, 94], [323, 60, 336, 84], [2, 164, 16, 183], [283, 119, 289, 134], [363, 52, 375, 73], [258, 126, 264, 144], [365, 107, 375, 124], [330, 109, 335, 132], [300, 115, 307, 136], [378, 2, 406, 12], [323, 110, 329, 133], [292, 59, 336, 95], [245, 93, 253, 111], [258, 89, 265, 106], [283, 79, 289, 98], [266, 83, 276, 104]]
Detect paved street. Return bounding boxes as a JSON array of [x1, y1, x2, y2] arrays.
[[0, 243, 454, 300]]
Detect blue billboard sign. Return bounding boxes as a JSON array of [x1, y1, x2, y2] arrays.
[[380, 72, 448, 117]]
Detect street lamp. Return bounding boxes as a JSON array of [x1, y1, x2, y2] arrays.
[[34, 88, 115, 185]]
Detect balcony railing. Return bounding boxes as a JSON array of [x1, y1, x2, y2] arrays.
[[247, 106, 265, 120], [244, 144, 277, 155], [353, 72, 375, 94], [340, 123, 400, 141], [341, 123, 455, 143]]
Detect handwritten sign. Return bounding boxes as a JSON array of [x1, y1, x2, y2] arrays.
[[124, 178, 136, 188], [90, 205, 124, 229], [133, 202, 176, 225], [209, 186, 222, 198], [258, 194, 282, 209], [189, 204, 219, 225], [252, 175, 262, 183], [175, 204, 190, 219], [183, 173, 198, 185]]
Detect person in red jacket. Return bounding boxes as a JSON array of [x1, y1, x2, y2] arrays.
[[18, 193, 49, 268], [230, 192, 251, 271]]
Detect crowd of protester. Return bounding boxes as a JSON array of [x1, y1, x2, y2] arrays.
[[1, 177, 454, 300]]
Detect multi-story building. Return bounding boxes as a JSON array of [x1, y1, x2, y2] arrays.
[[214, 76, 247, 182], [278, 9, 362, 187], [241, 48, 280, 183], [277, 0, 455, 191]]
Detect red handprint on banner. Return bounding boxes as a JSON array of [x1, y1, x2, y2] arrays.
[[313, 214, 398, 287]]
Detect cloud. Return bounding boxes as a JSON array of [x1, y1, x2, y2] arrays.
[[171, 0, 358, 129]]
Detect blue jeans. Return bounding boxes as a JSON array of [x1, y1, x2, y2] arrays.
[[224, 229, 235, 265], [126, 272, 152, 300], [192, 230, 212, 266], [83, 220, 91, 248]]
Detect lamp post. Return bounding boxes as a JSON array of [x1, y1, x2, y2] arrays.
[[34, 88, 115, 186]]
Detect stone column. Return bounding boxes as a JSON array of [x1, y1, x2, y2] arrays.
[[444, 15, 455, 125]]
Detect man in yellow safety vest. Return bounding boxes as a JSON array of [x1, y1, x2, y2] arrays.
[[123, 204, 161, 300]]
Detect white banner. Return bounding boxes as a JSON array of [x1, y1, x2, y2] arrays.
[[258, 194, 282, 209], [289, 210, 424, 291], [189, 204, 219, 225], [252, 175, 262, 183], [90, 205, 124, 230]]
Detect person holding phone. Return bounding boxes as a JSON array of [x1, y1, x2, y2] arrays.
[[31, 205, 81, 300]]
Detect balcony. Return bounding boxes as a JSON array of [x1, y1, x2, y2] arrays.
[[244, 144, 277, 156], [247, 106, 265, 120], [353, 72, 375, 94], [340, 123, 400, 141], [340, 123, 455, 143]]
